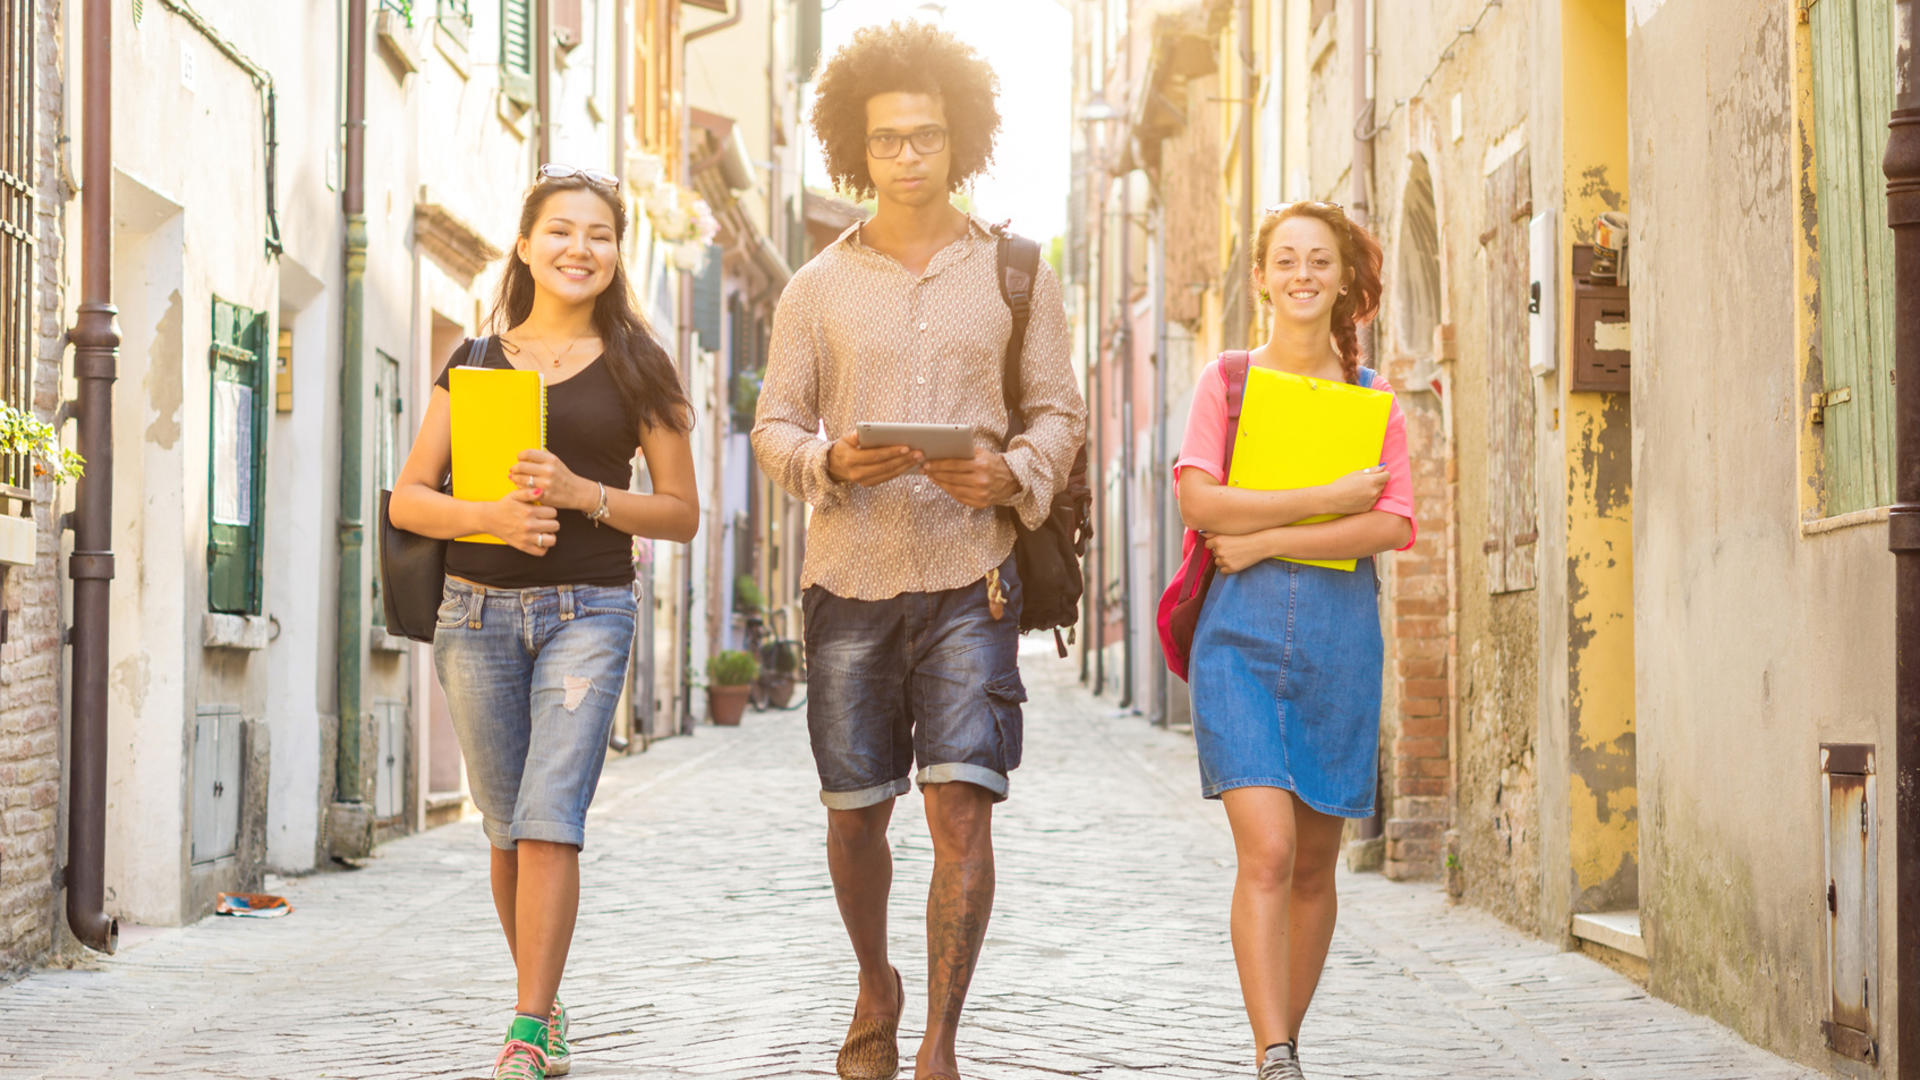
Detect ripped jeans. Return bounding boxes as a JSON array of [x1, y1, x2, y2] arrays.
[[432, 576, 636, 850]]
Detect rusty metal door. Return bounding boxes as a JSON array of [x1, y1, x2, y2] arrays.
[[1820, 743, 1878, 1063]]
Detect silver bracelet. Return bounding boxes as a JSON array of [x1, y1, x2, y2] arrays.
[[587, 481, 611, 526]]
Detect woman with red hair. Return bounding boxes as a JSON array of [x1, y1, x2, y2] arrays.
[[1172, 203, 1417, 1079]]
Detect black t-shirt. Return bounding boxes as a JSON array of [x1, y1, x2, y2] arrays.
[[433, 337, 639, 589]]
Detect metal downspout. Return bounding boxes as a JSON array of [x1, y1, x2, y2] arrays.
[[614, 0, 627, 184], [1349, 0, 1383, 844], [1115, 0, 1136, 712], [66, 0, 120, 956], [675, 2, 740, 734], [536, 0, 551, 166], [1237, 0, 1252, 344], [335, 0, 369, 807], [1149, 195, 1168, 725], [1883, 1, 1919, 1071]]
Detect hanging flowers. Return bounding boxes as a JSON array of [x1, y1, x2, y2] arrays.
[[0, 405, 84, 485], [642, 180, 720, 273]]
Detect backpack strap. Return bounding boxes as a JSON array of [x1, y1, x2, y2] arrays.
[[1220, 351, 1253, 480], [1355, 364, 1375, 388], [993, 222, 1042, 438], [467, 335, 493, 368]]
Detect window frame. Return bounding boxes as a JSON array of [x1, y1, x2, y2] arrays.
[[207, 298, 270, 616]]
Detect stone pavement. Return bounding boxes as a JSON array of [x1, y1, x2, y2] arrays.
[[0, 642, 1823, 1079]]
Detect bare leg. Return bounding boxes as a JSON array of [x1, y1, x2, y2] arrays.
[[1284, 798, 1347, 1038], [828, 800, 903, 1022], [916, 782, 995, 1078], [1220, 787, 1300, 1059], [490, 845, 520, 961], [511, 839, 580, 1019]]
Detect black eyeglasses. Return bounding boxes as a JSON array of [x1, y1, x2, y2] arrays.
[[538, 163, 619, 188], [867, 127, 947, 160]]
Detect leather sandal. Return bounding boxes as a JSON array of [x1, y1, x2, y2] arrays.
[[836, 966, 904, 1080]]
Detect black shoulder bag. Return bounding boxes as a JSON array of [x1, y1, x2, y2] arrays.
[[379, 335, 491, 643], [992, 223, 1093, 657]]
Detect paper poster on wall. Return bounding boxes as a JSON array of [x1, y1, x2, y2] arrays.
[[213, 382, 254, 526]]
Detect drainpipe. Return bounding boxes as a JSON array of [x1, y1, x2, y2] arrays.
[[1349, 0, 1375, 357], [1150, 194, 1169, 726], [537, 0, 551, 166], [1883, 0, 1918, 1070], [1349, 0, 1383, 844], [1116, 0, 1137, 712], [614, 0, 627, 183], [1237, 0, 1253, 346], [65, 0, 120, 956], [335, 0, 369, 808], [674, 2, 737, 733]]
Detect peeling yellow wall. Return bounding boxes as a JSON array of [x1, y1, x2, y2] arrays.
[[1560, 0, 1638, 913]]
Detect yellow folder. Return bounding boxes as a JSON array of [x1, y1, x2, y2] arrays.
[[1227, 366, 1392, 571], [449, 366, 548, 545]]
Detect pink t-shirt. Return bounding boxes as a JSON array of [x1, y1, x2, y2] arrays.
[[1173, 357, 1417, 550]]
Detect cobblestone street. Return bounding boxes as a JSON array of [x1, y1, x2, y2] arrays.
[[1, 645, 1820, 1079]]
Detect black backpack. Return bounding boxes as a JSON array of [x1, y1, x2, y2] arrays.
[[993, 223, 1092, 657]]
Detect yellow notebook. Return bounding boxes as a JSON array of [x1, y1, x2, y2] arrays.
[[1227, 366, 1392, 571], [449, 366, 548, 545]]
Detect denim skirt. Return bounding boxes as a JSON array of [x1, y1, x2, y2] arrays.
[[1188, 556, 1383, 817]]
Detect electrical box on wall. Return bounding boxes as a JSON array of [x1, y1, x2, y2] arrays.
[[1527, 211, 1557, 377], [1569, 245, 1630, 393]]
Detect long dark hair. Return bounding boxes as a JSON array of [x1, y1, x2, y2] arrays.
[[488, 174, 693, 434]]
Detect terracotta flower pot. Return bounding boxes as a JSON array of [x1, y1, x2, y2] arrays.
[[708, 684, 751, 726]]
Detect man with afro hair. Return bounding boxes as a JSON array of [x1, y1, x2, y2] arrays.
[[752, 19, 1086, 1080]]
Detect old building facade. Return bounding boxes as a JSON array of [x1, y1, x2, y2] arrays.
[[1073, 0, 1904, 1072]]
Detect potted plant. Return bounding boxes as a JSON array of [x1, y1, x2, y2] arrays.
[[733, 573, 766, 616], [705, 649, 759, 726]]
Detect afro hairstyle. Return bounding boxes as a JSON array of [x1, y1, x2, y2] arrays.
[[810, 21, 1002, 199]]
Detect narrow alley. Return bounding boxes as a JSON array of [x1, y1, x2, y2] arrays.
[[0, 648, 1820, 1080]]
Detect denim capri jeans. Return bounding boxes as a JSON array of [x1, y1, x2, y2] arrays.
[[432, 576, 637, 849]]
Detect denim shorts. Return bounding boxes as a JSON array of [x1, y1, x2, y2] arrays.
[[802, 553, 1027, 810], [431, 577, 637, 849]]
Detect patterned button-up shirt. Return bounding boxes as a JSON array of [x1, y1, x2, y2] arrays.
[[752, 215, 1087, 601]]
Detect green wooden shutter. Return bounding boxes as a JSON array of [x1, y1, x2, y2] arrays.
[[693, 244, 724, 352], [370, 352, 402, 628], [501, 0, 534, 104], [208, 299, 268, 615], [1811, 0, 1898, 513]]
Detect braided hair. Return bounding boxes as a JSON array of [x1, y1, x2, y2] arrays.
[[1251, 202, 1384, 384]]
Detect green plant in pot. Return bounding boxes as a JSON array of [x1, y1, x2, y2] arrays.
[[733, 574, 766, 615], [706, 649, 759, 726]]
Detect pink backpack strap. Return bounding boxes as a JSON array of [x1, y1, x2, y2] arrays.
[[1220, 351, 1253, 478]]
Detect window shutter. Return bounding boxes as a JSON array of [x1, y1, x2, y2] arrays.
[[208, 300, 267, 615], [500, 0, 535, 104], [795, 0, 822, 81], [693, 244, 724, 352], [1484, 148, 1537, 594], [1811, 0, 1898, 513]]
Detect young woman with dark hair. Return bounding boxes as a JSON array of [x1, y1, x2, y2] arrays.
[[1173, 202, 1416, 1080], [389, 165, 699, 1080]]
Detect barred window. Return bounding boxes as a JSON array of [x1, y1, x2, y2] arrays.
[[2, 0, 37, 499]]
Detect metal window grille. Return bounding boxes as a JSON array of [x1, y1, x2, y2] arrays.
[[378, 0, 414, 26], [438, 0, 472, 28], [1, 0, 37, 499]]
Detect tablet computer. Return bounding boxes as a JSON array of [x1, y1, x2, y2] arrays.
[[856, 422, 975, 461]]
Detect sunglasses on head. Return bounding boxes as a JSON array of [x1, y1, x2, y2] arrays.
[[1263, 200, 1344, 215], [538, 163, 619, 188]]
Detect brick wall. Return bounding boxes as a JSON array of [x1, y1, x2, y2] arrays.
[[1380, 347, 1454, 881], [0, 0, 66, 976]]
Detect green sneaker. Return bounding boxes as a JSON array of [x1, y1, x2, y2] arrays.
[[546, 998, 571, 1076], [494, 1015, 549, 1080]]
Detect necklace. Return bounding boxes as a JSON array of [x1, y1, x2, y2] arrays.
[[523, 333, 589, 369]]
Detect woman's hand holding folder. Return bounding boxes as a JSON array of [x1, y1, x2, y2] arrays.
[[484, 487, 561, 556], [1323, 465, 1390, 515]]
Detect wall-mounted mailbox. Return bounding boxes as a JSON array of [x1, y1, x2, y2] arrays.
[[1569, 245, 1630, 393]]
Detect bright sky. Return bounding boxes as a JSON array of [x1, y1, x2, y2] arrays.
[[803, 0, 1074, 242]]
